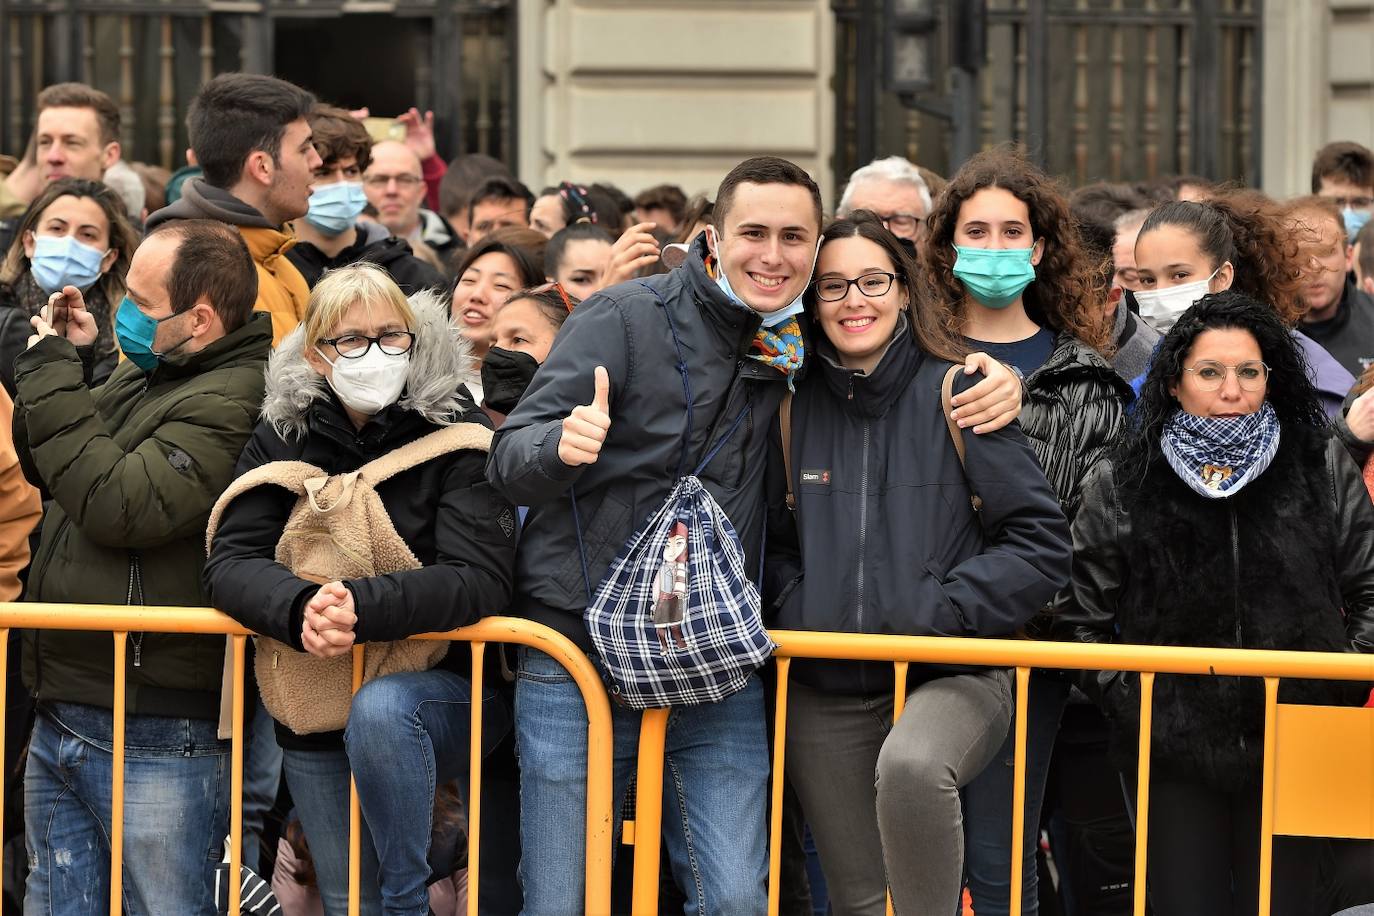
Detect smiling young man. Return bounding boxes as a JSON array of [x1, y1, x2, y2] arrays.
[[488, 157, 1019, 914], [147, 73, 319, 344], [487, 156, 817, 915]]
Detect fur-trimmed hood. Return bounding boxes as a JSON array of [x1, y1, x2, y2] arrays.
[[261, 288, 476, 440]]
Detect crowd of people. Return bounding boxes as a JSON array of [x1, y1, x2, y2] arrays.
[[0, 70, 1371, 916]]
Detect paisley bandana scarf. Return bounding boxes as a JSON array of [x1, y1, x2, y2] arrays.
[[1161, 401, 1281, 498], [707, 255, 805, 390]]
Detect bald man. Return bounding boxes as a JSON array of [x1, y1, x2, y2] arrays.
[[363, 140, 461, 267]]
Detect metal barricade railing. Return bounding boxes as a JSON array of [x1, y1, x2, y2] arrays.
[[0, 605, 616, 916], [626, 632, 1374, 916]]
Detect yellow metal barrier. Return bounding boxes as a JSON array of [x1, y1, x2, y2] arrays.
[[626, 631, 1374, 916], [0, 605, 615, 916]]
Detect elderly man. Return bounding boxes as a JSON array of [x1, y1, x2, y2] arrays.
[[364, 140, 462, 266], [836, 155, 933, 243]]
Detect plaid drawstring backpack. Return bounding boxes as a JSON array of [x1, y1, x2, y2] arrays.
[[575, 284, 775, 708]]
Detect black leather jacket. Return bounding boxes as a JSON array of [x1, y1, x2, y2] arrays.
[[1059, 426, 1374, 785]]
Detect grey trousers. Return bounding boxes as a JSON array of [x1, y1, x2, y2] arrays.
[[785, 669, 1013, 916]]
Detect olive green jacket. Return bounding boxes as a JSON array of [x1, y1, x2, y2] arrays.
[[14, 314, 271, 719]]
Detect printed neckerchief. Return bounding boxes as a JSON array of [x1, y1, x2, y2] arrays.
[[1160, 401, 1281, 498], [707, 255, 805, 390]]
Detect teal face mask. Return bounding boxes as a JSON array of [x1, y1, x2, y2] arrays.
[[114, 295, 188, 372], [952, 244, 1039, 309]]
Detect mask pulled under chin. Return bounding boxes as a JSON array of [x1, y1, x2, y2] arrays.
[[316, 346, 411, 416], [707, 226, 817, 328]]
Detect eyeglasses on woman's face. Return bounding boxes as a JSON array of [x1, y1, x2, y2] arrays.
[[1181, 359, 1269, 392], [812, 271, 897, 302], [318, 330, 416, 359]]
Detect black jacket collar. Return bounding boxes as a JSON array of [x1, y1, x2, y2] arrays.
[[814, 313, 921, 418]]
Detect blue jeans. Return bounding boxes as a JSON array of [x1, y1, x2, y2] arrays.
[[23, 702, 229, 916], [961, 672, 1070, 916], [241, 699, 282, 873], [514, 648, 769, 916], [284, 668, 515, 916]]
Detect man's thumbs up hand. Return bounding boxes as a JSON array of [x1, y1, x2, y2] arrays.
[[557, 366, 613, 467]]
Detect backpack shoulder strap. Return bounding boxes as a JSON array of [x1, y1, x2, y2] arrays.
[[359, 422, 494, 486], [205, 460, 327, 554], [940, 365, 983, 513], [780, 392, 795, 511]]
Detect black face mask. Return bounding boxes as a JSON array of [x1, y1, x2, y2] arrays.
[[895, 236, 918, 262], [481, 346, 541, 414]]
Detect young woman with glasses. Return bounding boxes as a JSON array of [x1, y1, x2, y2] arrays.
[[206, 264, 522, 915], [1061, 291, 1374, 915], [765, 211, 1072, 914], [913, 149, 1132, 916]]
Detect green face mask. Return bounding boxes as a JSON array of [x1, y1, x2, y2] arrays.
[[952, 244, 1038, 309]]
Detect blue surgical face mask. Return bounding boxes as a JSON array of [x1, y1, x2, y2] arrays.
[[114, 295, 189, 372], [1343, 207, 1372, 244], [29, 234, 109, 294], [305, 181, 368, 236], [952, 244, 1039, 309], [708, 226, 818, 328]]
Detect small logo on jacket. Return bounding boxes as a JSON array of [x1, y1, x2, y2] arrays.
[[497, 508, 516, 539], [800, 469, 831, 485]]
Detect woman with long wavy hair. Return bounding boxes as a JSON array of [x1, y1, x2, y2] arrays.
[[917, 148, 1133, 916], [1062, 292, 1374, 915]]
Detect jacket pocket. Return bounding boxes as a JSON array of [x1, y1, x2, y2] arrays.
[[552, 489, 633, 602], [924, 571, 970, 637]]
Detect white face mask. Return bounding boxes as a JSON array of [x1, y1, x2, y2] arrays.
[[315, 345, 411, 417], [1133, 265, 1225, 333]]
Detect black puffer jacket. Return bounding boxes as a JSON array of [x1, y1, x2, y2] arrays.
[[1019, 333, 1132, 521], [1061, 423, 1374, 789], [204, 293, 516, 749], [487, 234, 788, 653], [764, 324, 1072, 695], [286, 220, 446, 296]]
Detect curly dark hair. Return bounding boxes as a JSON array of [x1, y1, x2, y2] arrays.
[[808, 210, 967, 363], [918, 148, 1111, 352], [1116, 290, 1326, 486], [1137, 192, 1308, 326]]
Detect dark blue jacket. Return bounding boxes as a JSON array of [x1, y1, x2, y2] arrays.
[[764, 323, 1072, 694], [487, 235, 789, 652]]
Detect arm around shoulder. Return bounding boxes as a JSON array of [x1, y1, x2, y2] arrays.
[[936, 370, 1072, 635]]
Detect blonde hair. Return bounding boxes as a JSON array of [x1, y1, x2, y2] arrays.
[[304, 263, 415, 348]]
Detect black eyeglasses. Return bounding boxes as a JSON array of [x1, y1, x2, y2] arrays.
[[812, 272, 898, 302], [319, 331, 416, 359]]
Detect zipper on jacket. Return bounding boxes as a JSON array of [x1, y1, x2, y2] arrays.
[[126, 555, 144, 668], [855, 420, 871, 633]]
